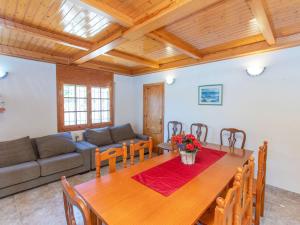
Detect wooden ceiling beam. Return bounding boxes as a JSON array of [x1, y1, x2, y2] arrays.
[[79, 61, 132, 75], [148, 29, 202, 59], [106, 49, 159, 68], [73, 0, 223, 64], [123, 0, 224, 40], [132, 33, 300, 75], [246, 0, 275, 45], [69, 0, 134, 27], [0, 45, 69, 64], [0, 18, 92, 51], [71, 29, 125, 64]]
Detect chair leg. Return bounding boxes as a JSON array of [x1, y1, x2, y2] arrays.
[[255, 200, 261, 225], [261, 188, 265, 217]]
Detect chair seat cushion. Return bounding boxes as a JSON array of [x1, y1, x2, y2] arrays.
[[35, 133, 76, 159], [0, 161, 40, 188], [110, 123, 136, 142], [85, 128, 113, 146], [38, 153, 83, 176], [0, 136, 36, 168]]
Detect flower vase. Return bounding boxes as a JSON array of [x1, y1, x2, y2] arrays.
[[180, 150, 197, 165]]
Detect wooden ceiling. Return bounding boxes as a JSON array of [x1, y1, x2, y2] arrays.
[[0, 0, 300, 76]]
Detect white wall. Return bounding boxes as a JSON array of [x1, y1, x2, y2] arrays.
[[133, 46, 300, 194], [0, 56, 57, 141], [114, 75, 137, 129]]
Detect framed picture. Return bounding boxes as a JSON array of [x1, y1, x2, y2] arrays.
[[198, 84, 223, 105]]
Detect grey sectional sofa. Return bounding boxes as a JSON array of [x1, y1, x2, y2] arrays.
[[0, 133, 92, 198], [0, 123, 148, 198]]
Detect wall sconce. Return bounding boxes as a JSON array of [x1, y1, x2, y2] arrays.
[[0, 70, 8, 79], [246, 66, 265, 77], [166, 76, 175, 85]]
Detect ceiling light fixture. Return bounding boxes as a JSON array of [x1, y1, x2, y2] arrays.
[[246, 66, 265, 77]]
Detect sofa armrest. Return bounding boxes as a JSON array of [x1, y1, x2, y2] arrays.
[[75, 141, 97, 171], [136, 134, 149, 141]]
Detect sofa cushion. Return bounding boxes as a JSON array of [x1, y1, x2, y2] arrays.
[[110, 123, 136, 143], [85, 128, 113, 146], [35, 133, 76, 159], [37, 152, 83, 176], [0, 136, 36, 168], [0, 161, 40, 188]]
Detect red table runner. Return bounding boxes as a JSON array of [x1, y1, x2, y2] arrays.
[[132, 147, 226, 196]]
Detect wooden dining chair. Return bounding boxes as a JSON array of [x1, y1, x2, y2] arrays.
[[167, 121, 182, 141], [234, 156, 254, 225], [220, 128, 246, 149], [253, 141, 268, 225], [95, 143, 127, 177], [130, 137, 153, 165], [61, 176, 93, 225], [190, 123, 208, 142], [199, 168, 241, 225]]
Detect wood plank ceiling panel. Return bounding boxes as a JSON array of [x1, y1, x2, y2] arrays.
[[93, 54, 141, 67], [0, 26, 79, 57], [164, 0, 261, 49], [264, 0, 300, 37], [116, 36, 182, 61], [100, 0, 165, 19], [0, 0, 117, 42]]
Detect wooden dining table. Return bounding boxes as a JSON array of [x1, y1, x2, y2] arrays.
[[75, 143, 253, 225]]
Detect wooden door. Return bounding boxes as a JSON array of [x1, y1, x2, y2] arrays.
[[143, 83, 164, 151]]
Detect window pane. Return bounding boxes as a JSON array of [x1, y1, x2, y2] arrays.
[[101, 111, 110, 123], [64, 85, 75, 97], [101, 88, 109, 98], [64, 112, 76, 125], [92, 99, 101, 111], [92, 111, 101, 124], [64, 98, 75, 112], [101, 99, 110, 110], [76, 86, 87, 98], [91, 87, 101, 98], [76, 98, 87, 111], [77, 112, 87, 125]]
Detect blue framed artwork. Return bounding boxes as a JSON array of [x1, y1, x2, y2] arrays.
[[198, 84, 223, 105]]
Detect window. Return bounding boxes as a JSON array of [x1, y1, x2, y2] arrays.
[[61, 84, 112, 130], [64, 85, 88, 126], [91, 87, 110, 124]]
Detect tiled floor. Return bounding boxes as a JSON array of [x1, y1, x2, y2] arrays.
[[0, 161, 299, 225]]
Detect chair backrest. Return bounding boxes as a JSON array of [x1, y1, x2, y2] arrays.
[[167, 121, 182, 141], [220, 128, 246, 149], [61, 176, 92, 225], [234, 156, 254, 225], [255, 141, 268, 224], [130, 137, 153, 165], [95, 143, 127, 177], [190, 123, 208, 142], [213, 185, 239, 225]]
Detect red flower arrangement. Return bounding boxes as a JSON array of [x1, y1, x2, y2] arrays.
[[172, 133, 202, 152]]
